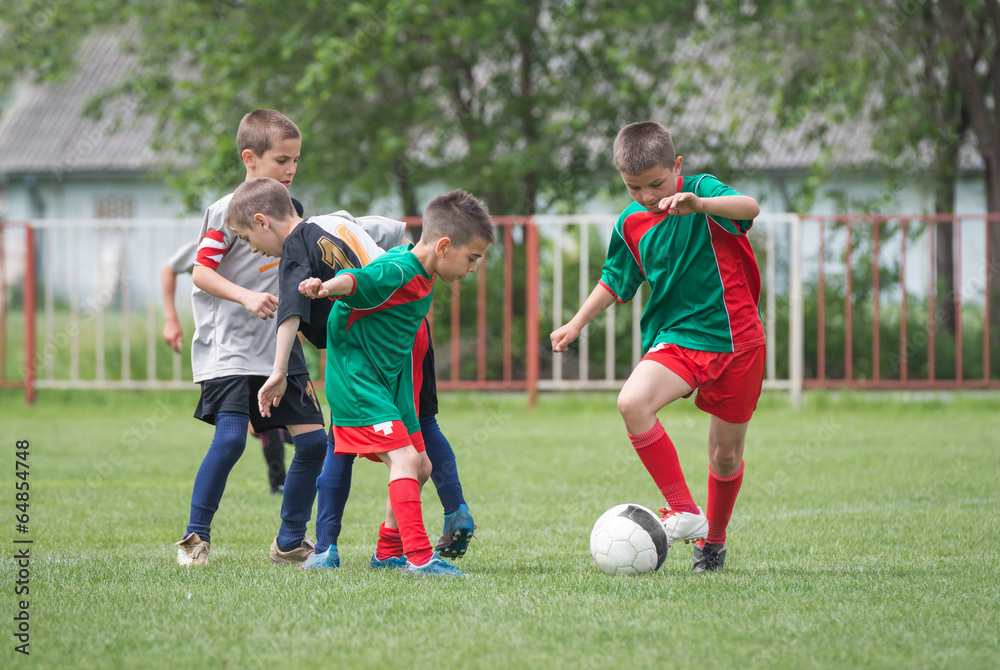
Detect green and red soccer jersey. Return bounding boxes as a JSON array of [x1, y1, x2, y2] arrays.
[[325, 244, 435, 431], [599, 174, 765, 354]]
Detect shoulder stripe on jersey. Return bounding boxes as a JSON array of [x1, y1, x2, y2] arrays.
[[335, 224, 373, 266], [345, 271, 434, 332], [195, 229, 226, 270]]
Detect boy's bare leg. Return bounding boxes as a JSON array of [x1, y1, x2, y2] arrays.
[[706, 416, 750, 477], [616, 361, 693, 435]]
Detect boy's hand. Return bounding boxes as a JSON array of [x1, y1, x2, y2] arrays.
[[656, 191, 702, 216], [240, 291, 278, 319], [299, 277, 329, 299], [258, 371, 288, 418], [162, 319, 183, 353], [550, 323, 581, 352]]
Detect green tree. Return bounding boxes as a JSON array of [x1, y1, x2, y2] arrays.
[[710, 0, 999, 340], [0, 0, 709, 215]]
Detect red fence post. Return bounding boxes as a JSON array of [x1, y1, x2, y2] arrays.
[[24, 225, 37, 405], [872, 220, 881, 382], [900, 221, 908, 381], [526, 219, 539, 407]]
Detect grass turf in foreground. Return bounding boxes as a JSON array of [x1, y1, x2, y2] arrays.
[[2, 389, 998, 669]]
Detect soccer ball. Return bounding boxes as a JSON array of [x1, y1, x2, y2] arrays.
[[589, 503, 668, 575]]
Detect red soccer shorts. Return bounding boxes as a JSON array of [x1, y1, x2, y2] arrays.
[[641, 343, 766, 424], [332, 421, 426, 463]]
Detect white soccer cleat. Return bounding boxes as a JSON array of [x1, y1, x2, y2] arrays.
[[658, 506, 709, 546]]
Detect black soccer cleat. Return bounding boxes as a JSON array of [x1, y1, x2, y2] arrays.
[[692, 541, 726, 573]]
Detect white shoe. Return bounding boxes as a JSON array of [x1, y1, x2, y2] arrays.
[[658, 506, 708, 545]]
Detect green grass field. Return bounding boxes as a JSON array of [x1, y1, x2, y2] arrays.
[[3, 389, 999, 669]]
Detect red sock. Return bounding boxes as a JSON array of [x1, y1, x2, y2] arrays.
[[387, 477, 433, 566], [374, 522, 403, 560], [628, 420, 698, 514], [706, 461, 744, 545]]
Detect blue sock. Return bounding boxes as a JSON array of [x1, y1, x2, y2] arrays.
[[276, 429, 327, 552], [187, 412, 249, 544], [314, 441, 355, 554], [420, 415, 466, 515]]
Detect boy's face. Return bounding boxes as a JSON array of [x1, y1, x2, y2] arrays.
[[243, 137, 301, 187], [435, 237, 490, 284], [234, 216, 283, 258], [620, 156, 683, 211]]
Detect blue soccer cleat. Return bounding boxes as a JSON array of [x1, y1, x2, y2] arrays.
[[434, 504, 475, 558], [370, 553, 408, 570], [298, 546, 340, 570], [403, 557, 465, 578]]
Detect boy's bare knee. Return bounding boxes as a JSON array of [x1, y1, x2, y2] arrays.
[[417, 453, 432, 484], [617, 390, 641, 422], [708, 440, 743, 473]]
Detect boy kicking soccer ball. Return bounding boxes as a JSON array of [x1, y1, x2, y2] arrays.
[[551, 121, 765, 573]]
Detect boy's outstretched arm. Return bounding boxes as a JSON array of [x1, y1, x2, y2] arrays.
[[299, 274, 356, 299], [551, 285, 616, 352], [258, 315, 301, 418], [192, 265, 278, 320]]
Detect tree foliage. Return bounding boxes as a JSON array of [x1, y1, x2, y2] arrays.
[[1, 0, 709, 215]]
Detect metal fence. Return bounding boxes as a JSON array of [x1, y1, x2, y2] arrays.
[[2, 213, 998, 405]]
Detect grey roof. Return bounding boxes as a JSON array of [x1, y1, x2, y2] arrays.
[[0, 28, 159, 177]]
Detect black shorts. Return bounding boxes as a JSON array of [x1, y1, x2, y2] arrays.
[[195, 373, 324, 434]]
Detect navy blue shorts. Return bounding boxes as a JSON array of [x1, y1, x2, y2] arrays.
[[195, 373, 324, 433]]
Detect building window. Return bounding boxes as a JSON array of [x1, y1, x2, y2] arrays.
[[94, 195, 135, 219]]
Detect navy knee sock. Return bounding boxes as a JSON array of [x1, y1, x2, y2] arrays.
[[314, 441, 355, 554], [276, 429, 327, 551], [187, 412, 249, 543], [420, 415, 466, 515]]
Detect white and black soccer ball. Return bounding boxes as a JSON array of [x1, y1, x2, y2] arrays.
[[589, 503, 668, 575]]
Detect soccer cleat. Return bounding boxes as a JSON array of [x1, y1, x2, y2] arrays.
[[658, 506, 709, 546], [299, 546, 341, 570], [434, 504, 476, 558], [692, 540, 727, 573], [370, 553, 408, 570], [175, 532, 210, 566], [268, 536, 316, 565], [402, 556, 465, 578]]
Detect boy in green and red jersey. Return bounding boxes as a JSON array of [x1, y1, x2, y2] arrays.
[[300, 189, 495, 577], [551, 121, 765, 573]]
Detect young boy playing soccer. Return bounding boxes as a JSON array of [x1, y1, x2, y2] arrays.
[[161, 204, 302, 496], [174, 109, 328, 566], [224, 177, 478, 570], [298, 188, 495, 577], [551, 121, 765, 573]]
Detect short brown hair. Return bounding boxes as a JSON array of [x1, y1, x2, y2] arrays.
[[225, 177, 296, 232], [421, 189, 495, 248], [236, 109, 301, 157], [613, 121, 675, 174]]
